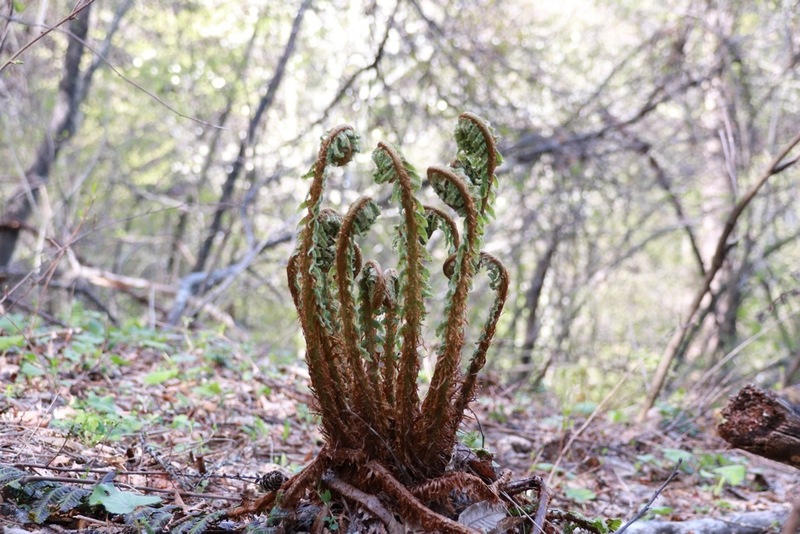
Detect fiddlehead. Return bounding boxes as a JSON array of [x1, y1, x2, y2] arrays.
[[372, 142, 430, 456], [335, 196, 382, 434], [357, 260, 386, 397], [453, 112, 503, 218], [453, 252, 509, 417], [419, 165, 479, 467], [294, 125, 360, 441]]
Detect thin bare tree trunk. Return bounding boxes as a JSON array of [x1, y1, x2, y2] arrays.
[[517, 226, 561, 381], [0, 7, 92, 266], [0, 0, 132, 268], [639, 130, 800, 421], [192, 0, 312, 274]]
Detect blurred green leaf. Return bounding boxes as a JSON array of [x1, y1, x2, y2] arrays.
[[143, 369, 178, 385], [89, 484, 161, 514], [0, 335, 26, 351], [714, 464, 746, 486], [564, 487, 596, 503]]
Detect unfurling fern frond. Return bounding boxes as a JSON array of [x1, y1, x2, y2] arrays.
[[288, 112, 506, 483]]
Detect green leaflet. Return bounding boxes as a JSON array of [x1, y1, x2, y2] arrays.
[[315, 208, 343, 269], [351, 198, 380, 236], [0, 464, 27, 487], [327, 128, 361, 166], [429, 167, 472, 217]]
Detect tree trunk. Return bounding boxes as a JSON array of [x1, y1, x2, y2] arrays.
[[517, 226, 561, 380], [191, 0, 311, 274], [0, 7, 92, 268], [718, 384, 800, 469]]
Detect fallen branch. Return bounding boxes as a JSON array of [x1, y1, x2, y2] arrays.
[[641, 129, 800, 420], [718, 384, 800, 468], [323, 473, 404, 534], [782, 495, 800, 534], [614, 460, 682, 534]]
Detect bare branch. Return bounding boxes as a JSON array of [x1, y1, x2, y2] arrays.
[[192, 0, 312, 273], [0, 0, 95, 73], [640, 129, 800, 420], [613, 460, 682, 534], [323, 473, 404, 534]]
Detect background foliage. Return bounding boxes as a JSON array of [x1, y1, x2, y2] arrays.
[[2, 0, 800, 415]]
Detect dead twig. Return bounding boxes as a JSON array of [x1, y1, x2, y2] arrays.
[[533, 481, 550, 534], [0, 0, 95, 72], [782, 494, 800, 534], [613, 460, 682, 534]]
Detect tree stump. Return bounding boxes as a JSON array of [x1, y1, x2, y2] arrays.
[[718, 384, 800, 469]]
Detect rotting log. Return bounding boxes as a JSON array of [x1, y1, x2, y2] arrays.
[[718, 384, 800, 469]]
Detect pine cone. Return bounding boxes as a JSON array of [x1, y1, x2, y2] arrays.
[[256, 470, 288, 493]]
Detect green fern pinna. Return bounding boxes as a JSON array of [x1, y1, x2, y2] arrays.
[[280, 113, 509, 532]]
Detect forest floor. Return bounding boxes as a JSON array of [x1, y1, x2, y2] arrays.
[[0, 319, 796, 532]]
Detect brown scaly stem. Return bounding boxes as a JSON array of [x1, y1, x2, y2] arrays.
[[335, 196, 383, 436], [296, 125, 357, 439], [419, 165, 479, 470], [454, 252, 509, 417], [381, 268, 399, 407], [375, 142, 426, 468]]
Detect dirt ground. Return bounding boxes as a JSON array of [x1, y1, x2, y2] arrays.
[[0, 328, 796, 532]]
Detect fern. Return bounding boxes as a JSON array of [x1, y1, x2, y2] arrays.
[[126, 504, 179, 533], [287, 113, 506, 479], [171, 510, 227, 534], [56, 484, 90, 513], [30, 484, 90, 523], [0, 464, 27, 487]]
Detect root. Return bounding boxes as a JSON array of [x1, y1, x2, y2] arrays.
[[227, 491, 277, 519], [324, 473, 404, 534], [229, 446, 547, 533], [279, 453, 330, 511], [411, 471, 499, 504], [365, 460, 479, 534]]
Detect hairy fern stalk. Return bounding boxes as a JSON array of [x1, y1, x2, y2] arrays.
[[284, 113, 508, 525]]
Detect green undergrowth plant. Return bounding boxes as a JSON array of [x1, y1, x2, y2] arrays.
[[259, 113, 518, 532]]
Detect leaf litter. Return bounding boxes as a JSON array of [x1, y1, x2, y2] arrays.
[[0, 322, 795, 532]]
